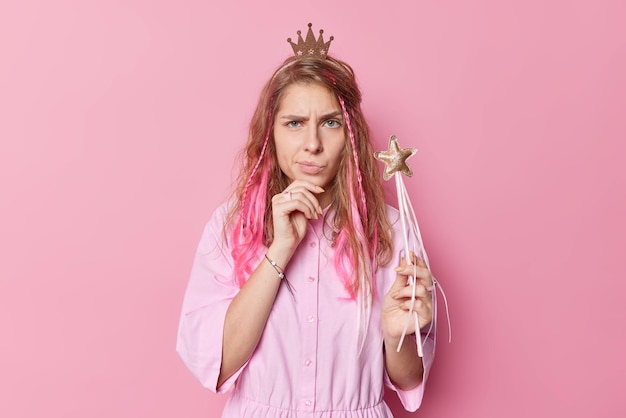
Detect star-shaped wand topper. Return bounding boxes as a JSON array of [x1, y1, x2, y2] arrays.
[[374, 135, 417, 181]]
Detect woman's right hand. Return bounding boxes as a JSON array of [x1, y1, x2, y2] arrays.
[[218, 180, 323, 389], [270, 180, 324, 252]]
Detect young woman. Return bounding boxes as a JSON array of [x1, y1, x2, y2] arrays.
[[177, 24, 435, 417]]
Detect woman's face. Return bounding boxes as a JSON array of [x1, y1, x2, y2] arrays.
[[273, 82, 346, 206]]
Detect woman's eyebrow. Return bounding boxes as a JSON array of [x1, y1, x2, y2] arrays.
[[321, 111, 343, 120], [279, 114, 308, 121], [278, 111, 343, 121]]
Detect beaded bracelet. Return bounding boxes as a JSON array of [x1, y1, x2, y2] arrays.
[[264, 254, 295, 296]]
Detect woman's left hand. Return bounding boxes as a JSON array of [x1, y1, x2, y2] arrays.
[[381, 254, 434, 340]]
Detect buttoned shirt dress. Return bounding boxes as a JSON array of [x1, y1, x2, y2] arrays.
[[177, 202, 435, 417]]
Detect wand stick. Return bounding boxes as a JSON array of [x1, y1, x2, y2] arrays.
[[374, 135, 451, 357]]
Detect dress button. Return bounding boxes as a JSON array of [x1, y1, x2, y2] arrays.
[[309, 242, 317, 248], [305, 359, 312, 367], [307, 276, 315, 282], [307, 315, 315, 323], [304, 400, 312, 407]]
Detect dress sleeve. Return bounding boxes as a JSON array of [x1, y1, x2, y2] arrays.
[[384, 333, 435, 411], [176, 205, 245, 394]]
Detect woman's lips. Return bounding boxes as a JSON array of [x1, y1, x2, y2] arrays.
[[297, 161, 324, 174]]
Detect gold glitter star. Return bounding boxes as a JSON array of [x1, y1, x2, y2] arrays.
[[374, 135, 417, 181]]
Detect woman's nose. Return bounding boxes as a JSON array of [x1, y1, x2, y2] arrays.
[[305, 127, 323, 153]]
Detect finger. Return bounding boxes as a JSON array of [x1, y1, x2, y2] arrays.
[[284, 180, 325, 198], [398, 251, 416, 267], [388, 265, 412, 295], [393, 283, 432, 301], [279, 182, 324, 215], [287, 189, 323, 216], [274, 194, 319, 220], [389, 257, 419, 294], [273, 199, 319, 221], [395, 264, 430, 282], [398, 295, 433, 320], [285, 185, 323, 215], [272, 184, 320, 218], [397, 260, 435, 288], [396, 298, 432, 326], [285, 179, 325, 192], [400, 297, 424, 312]]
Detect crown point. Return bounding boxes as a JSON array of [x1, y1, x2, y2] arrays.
[[330, 36, 334, 41], [307, 22, 313, 28], [287, 37, 292, 42]]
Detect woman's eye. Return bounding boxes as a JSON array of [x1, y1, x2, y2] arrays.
[[325, 119, 341, 128], [287, 121, 301, 128]]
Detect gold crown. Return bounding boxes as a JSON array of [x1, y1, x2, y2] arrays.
[[287, 23, 334, 59]]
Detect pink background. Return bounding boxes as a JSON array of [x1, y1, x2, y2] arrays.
[[1, 0, 625, 417]]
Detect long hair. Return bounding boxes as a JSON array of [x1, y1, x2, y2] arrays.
[[225, 55, 393, 305]]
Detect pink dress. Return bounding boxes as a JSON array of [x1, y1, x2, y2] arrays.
[[177, 203, 435, 417]]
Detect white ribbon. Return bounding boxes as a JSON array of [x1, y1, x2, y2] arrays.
[[394, 173, 452, 355]]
